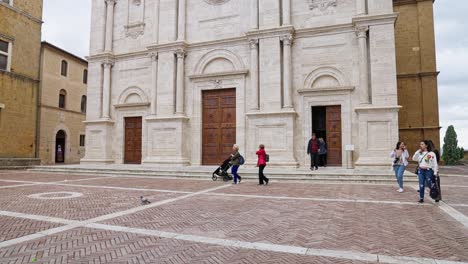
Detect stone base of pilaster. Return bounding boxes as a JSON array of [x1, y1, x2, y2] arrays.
[[81, 119, 115, 164]]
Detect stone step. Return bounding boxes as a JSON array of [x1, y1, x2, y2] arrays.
[[29, 165, 418, 184]]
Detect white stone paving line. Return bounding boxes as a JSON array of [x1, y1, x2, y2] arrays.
[[49, 182, 193, 194], [203, 192, 432, 206], [450, 204, 468, 207], [441, 185, 468, 188], [0, 184, 231, 249], [0, 197, 467, 263], [0, 183, 42, 189], [410, 185, 468, 229]]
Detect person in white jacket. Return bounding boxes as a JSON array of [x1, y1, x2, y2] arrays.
[[390, 141, 409, 193], [413, 140, 439, 203]]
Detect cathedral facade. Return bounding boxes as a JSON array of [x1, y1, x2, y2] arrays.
[[83, 0, 401, 168]]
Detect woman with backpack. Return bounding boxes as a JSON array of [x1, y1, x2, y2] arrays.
[[230, 144, 242, 184], [413, 140, 439, 203], [256, 144, 269, 185]]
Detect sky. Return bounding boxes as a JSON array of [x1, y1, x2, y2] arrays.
[[41, 0, 467, 149]]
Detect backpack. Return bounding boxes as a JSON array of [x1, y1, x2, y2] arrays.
[[265, 154, 269, 162], [238, 155, 245, 165]]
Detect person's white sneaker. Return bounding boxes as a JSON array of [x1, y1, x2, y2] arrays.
[[398, 188, 404, 193]]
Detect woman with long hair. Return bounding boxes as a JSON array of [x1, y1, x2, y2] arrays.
[[390, 141, 409, 193], [413, 140, 439, 203]]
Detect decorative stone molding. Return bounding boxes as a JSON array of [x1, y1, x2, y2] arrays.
[[148, 52, 158, 61], [245, 25, 294, 41], [105, 0, 117, 5], [355, 25, 369, 38], [117, 86, 150, 105], [203, 0, 230, 5], [303, 66, 350, 89], [213, 79, 223, 89], [280, 35, 293, 45], [193, 49, 246, 76], [308, 0, 337, 15], [352, 13, 399, 27], [125, 22, 145, 39], [175, 49, 186, 59], [249, 38, 259, 49]]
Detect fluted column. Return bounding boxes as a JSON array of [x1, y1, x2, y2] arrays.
[[104, 0, 116, 52], [249, 39, 259, 110], [175, 50, 185, 115], [101, 61, 114, 119], [177, 0, 186, 41], [356, 26, 370, 104], [281, 35, 293, 108], [282, 0, 291, 25], [150, 53, 158, 115], [250, 0, 258, 29], [357, 0, 367, 15]]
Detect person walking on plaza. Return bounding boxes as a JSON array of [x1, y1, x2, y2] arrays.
[[390, 141, 409, 193], [307, 133, 319, 170], [318, 137, 327, 167], [230, 144, 242, 184], [256, 144, 269, 185], [427, 140, 442, 202], [413, 140, 439, 203]]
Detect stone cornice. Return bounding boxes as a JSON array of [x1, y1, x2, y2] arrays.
[[295, 23, 354, 38], [86, 52, 115, 63], [245, 25, 295, 40], [114, 102, 150, 109], [393, 0, 434, 7], [0, 69, 39, 83], [145, 115, 190, 122], [245, 110, 298, 117], [189, 70, 249, 81], [147, 41, 188, 53], [354, 105, 402, 113], [0, 2, 43, 24], [397, 71, 440, 78], [39, 104, 86, 116], [352, 13, 399, 27], [298, 86, 355, 94], [83, 119, 115, 125]]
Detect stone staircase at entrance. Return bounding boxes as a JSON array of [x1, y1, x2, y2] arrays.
[[29, 164, 418, 184]]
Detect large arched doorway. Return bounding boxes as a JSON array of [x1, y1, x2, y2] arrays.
[[55, 130, 66, 163]]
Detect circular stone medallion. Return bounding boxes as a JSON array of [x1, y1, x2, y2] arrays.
[[28, 192, 84, 200]]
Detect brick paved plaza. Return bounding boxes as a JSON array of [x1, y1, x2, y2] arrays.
[[0, 170, 467, 263]]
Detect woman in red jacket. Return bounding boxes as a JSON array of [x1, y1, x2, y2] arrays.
[[256, 144, 269, 185]]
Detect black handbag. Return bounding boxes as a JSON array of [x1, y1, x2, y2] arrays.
[[265, 154, 270, 162]]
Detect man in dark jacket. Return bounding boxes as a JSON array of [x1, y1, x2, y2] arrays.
[[307, 133, 319, 170]]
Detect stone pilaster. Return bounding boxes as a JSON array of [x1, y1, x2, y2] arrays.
[[101, 60, 114, 120], [281, 35, 293, 109], [356, 25, 370, 104], [104, 0, 116, 52], [282, 0, 291, 25], [175, 49, 185, 115], [177, 0, 186, 41], [149, 52, 158, 116], [249, 38, 259, 110], [250, 0, 258, 29]]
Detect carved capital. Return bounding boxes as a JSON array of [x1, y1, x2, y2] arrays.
[[355, 25, 369, 38], [105, 0, 117, 6], [280, 35, 293, 45], [175, 49, 186, 59], [149, 52, 158, 61], [102, 61, 114, 68], [249, 38, 259, 49]]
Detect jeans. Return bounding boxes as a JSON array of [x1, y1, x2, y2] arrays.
[[231, 165, 240, 183], [393, 165, 405, 189], [310, 153, 318, 169], [418, 168, 433, 199], [258, 165, 268, 184], [319, 154, 327, 167]]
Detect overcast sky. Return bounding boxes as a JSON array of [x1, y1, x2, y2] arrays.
[[41, 0, 467, 148]]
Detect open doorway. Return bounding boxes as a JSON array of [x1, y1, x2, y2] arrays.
[[55, 130, 66, 163], [311, 106, 342, 166]]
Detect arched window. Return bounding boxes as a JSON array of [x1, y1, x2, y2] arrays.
[[81, 95, 87, 113], [59, 89, 67, 109], [83, 69, 88, 84], [61, 60, 68, 76]]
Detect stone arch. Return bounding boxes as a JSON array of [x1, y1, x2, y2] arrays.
[[51, 124, 71, 164], [304, 66, 349, 89], [193, 49, 246, 75], [117, 86, 149, 105]]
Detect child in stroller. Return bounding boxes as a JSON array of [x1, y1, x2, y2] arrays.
[[212, 157, 233, 182]]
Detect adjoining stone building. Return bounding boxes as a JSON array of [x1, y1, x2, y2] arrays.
[[38, 42, 88, 164], [393, 0, 440, 155], [84, 0, 408, 169], [0, 0, 43, 167]]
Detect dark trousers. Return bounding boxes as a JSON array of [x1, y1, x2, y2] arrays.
[[259, 165, 268, 184], [310, 153, 318, 169], [319, 154, 327, 167]]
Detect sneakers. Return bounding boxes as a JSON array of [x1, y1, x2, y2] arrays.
[[398, 188, 403, 193], [418, 199, 424, 203]]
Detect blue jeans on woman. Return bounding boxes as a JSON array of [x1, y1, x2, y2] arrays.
[[393, 165, 405, 189], [418, 168, 433, 199], [231, 165, 240, 184]]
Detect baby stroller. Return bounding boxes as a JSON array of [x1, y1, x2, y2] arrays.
[[212, 157, 233, 182]]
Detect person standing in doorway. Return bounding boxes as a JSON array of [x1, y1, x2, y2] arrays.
[[318, 137, 327, 167], [413, 140, 438, 203], [256, 144, 269, 185], [390, 141, 409, 193], [307, 133, 319, 170], [230, 144, 242, 184]]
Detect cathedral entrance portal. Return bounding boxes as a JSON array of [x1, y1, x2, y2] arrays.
[[312, 105, 342, 166]]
